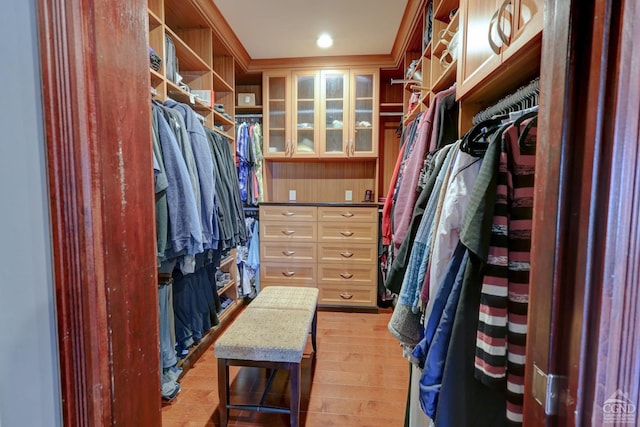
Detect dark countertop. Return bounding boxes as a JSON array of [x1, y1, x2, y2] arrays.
[[259, 201, 382, 208]]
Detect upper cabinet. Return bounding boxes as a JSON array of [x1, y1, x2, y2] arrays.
[[320, 70, 348, 157], [292, 70, 321, 158], [263, 71, 291, 158], [348, 69, 378, 158], [263, 68, 379, 160], [457, 0, 543, 99], [320, 69, 379, 158]]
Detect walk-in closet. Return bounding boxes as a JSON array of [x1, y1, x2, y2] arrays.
[[2, 0, 639, 426]]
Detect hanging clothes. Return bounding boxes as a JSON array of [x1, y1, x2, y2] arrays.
[[393, 85, 457, 250], [474, 117, 538, 425], [150, 99, 248, 392], [383, 78, 539, 426], [236, 119, 264, 206], [164, 99, 220, 251], [236, 216, 260, 298]]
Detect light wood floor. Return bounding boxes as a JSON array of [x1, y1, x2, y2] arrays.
[[162, 308, 410, 426]]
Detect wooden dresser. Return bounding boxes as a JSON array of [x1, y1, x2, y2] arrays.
[[259, 203, 379, 309]]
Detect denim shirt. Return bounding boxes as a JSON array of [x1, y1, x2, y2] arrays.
[[153, 104, 203, 257]]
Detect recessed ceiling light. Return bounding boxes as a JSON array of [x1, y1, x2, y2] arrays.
[[317, 33, 333, 49]]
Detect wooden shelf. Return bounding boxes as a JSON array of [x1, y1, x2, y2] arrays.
[[432, 10, 459, 59], [217, 280, 236, 296], [148, 9, 162, 29], [431, 59, 458, 93], [235, 105, 263, 112], [213, 70, 234, 92], [220, 255, 234, 268], [212, 126, 234, 141], [217, 299, 241, 322], [380, 102, 403, 112], [150, 68, 164, 87], [434, 0, 459, 21], [165, 27, 211, 73], [214, 110, 234, 126], [176, 301, 242, 371], [166, 81, 213, 113]]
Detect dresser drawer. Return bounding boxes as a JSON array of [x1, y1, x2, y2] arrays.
[[318, 222, 377, 244], [317, 206, 378, 223], [260, 205, 317, 222], [318, 263, 377, 286], [260, 241, 317, 263], [260, 262, 317, 286], [317, 242, 377, 264], [261, 221, 317, 242], [317, 283, 376, 307]]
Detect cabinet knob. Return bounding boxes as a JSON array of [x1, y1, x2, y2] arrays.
[[341, 212, 354, 217], [282, 250, 297, 256], [340, 292, 353, 300], [340, 251, 354, 258], [282, 230, 296, 236], [282, 271, 296, 277], [340, 231, 354, 237], [340, 272, 354, 279], [282, 211, 295, 216]]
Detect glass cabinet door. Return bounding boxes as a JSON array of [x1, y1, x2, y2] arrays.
[[320, 70, 349, 157], [350, 70, 378, 157], [292, 71, 319, 157], [263, 72, 290, 158]]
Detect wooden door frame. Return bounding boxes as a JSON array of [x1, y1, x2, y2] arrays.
[[37, 0, 161, 425], [525, 0, 640, 424]]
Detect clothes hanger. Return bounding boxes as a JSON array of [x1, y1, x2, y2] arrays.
[[518, 116, 538, 153], [461, 117, 504, 157]]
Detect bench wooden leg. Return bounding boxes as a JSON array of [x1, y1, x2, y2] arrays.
[[217, 358, 229, 427], [289, 362, 301, 427], [311, 309, 318, 355]]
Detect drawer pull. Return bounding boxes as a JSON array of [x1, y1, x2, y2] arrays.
[[340, 293, 353, 300], [281, 211, 295, 216], [340, 231, 354, 237], [282, 250, 296, 256], [282, 271, 296, 277], [340, 251, 354, 258], [282, 230, 296, 236], [341, 212, 354, 218], [340, 272, 354, 279]]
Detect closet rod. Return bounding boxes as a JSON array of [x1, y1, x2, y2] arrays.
[[380, 112, 404, 117], [390, 78, 421, 85], [236, 113, 263, 118], [472, 77, 540, 124]]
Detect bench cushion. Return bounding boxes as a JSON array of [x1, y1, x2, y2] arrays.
[[215, 307, 314, 363], [250, 286, 319, 313]]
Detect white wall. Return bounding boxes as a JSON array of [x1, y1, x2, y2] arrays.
[[0, 0, 61, 426]]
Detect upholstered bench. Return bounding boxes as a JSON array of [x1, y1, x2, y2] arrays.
[[215, 286, 319, 427]]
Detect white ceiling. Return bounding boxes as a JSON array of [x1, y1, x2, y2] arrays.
[[213, 0, 409, 59]]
